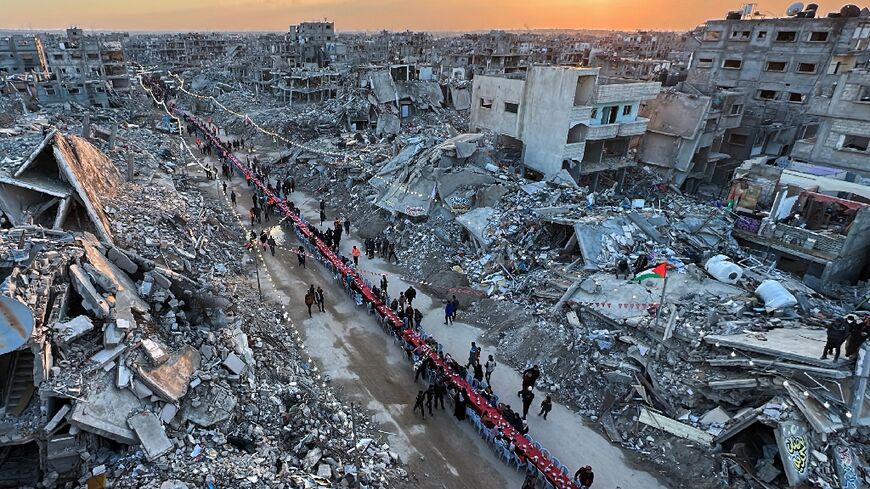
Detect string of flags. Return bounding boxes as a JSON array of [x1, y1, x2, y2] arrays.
[[572, 301, 660, 309]]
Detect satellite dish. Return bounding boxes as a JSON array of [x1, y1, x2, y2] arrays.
[[786, 2, 805, 16], [0, 296, 34, 355]]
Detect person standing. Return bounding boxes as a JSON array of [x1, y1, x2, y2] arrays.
[[425, 384, 435, 416], [538, 395, 553, 420], [413, 390, 426, 420], [405, 286, 417, 306], [222, 180, 227, 195], [315, 287, 325, 313], [414, 308, 423, 330], [249, 208, 256, 227], [444, 300, 455, 325], [296, 246, 306, 269], [451, 295, 459, 321], [434, 376, 446, 410], [520, 387, 535, 419], [343, 217, 351, 235], [267, 235, 276, 256], [380, 274, 388, 296], [821, 316, 850, 362], [484, 355, 497, 385], [519, 365, 541, 395], [230, 190, 236, 206], [473, 361, 484, 383], [351, 246, 361, 267], [304, 289, 315, 318]]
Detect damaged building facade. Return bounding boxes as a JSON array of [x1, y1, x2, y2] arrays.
[[686, 7, 870, 182], [470, 65, 660, 186]]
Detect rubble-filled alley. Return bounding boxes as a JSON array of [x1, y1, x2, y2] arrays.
[[2, 5, 870, 489]]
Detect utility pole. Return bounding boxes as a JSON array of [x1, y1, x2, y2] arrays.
[[253, 250, 262, 301], [126, 151, 134, 181]]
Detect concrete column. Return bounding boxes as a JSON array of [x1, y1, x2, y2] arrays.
[[108, 122, 118, 150], [82, 114, 90, 139], [850, 344, 870, 424], [126, 152, 134, 181], [591, 172, 600, 193], [617, 167, 627, 192]]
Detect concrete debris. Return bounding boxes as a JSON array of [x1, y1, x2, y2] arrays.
[[2, 18, 870, 489]]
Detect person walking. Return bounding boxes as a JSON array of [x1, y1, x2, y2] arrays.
[[574, 466, 594, 488], [258, 230, 268, 250], [405, 286, 417, 306], [451, 295, 459, 321], [249, 208, 256, 227], [230, 190, 236, 206], [434, 376, 446, 410], [296, 246, 306, 269], [304, 289, 315, 318], [343, 217, 351, 235], [351, 246, 361, 267], [413, 390, 426, 420], [425, 384, 435, 416], [484, 355, 497, 385], [538, 395, 553, 420], [221, 180, 227, 195], [414, 308, 423, 330], [315, 287, 325, 313], [520, 387, 535, 419], [267, 236, 276, 256], [466, 342, 479, 369], [380, 274, 388, 296]]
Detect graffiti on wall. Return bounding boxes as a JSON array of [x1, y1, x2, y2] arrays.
[[784, 434, 809, 475]]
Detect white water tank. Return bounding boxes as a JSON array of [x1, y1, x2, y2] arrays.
[[705, 255, 743, 284], [755, 280, 798, 311]]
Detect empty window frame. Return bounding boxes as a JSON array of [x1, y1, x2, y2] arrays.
[[799, 123, 819, 140], [731, 30, 751, 40], [622, 105, 632, 116], [504, 102, 519, 113], [840, 134, 870, 152], [757, 90, 778, 100], [703, 31, 722, 41], [479, 98, 492, 109], [757, 31, 768, 40], [722, 59, 743, 69], [797, 62, 817, 73], [858, 86, 870, 102], [728, 133, 748, 146], [697, 58, 714, 68], [809, 31, 830, 42], [776, 31, 797, 42], [730, 103, 744, 115], [788, 92, 806, 103], [765, 61, 787, 72]]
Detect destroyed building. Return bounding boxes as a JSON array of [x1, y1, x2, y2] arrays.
[[470, 65, 661, 186], [34, 28, 131, 107], [791, 67, 870, 176], [638, 83, 747, 191], [686, 5, 870, 182]]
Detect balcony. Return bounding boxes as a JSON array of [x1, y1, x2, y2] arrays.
[[563, 142, 586, 160], [791, 138, 816, 161], [569, 106, 593, 125], [585, 123, 620, 140], [617, 118, 649, 137]]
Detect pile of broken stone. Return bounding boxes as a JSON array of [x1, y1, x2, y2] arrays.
[[0, 116, 403, 488]]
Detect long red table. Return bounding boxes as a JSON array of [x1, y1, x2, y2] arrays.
[[170, 98, 578, 489]]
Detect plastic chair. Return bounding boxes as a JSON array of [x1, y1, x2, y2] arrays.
[[551, 457, 562, 471], [540, 447, 551, 459]]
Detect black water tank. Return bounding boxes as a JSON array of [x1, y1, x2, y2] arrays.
[[841, 4, 861, 17], [726, 11, 742, 19]]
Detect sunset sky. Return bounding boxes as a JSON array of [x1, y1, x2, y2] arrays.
[[1, 1, 846, 32]]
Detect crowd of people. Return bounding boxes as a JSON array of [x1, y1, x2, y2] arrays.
[[181, 107, 600, 489]]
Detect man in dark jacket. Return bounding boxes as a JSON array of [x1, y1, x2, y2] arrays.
[[405, 286, 417, 306], [822, 316, 851, 362], [519, 365, 541, 395], [520, 387, 535, 419]]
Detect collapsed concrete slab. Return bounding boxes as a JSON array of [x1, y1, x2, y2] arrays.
[[127, 411, 173, 460], [136, 345, 200, 403], [69, 373, 142, 444], [69, 264, 110, 319], [183, 383, 237, 427]]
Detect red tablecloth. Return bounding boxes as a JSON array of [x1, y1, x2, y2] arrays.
[[178, 107, 577, 489]]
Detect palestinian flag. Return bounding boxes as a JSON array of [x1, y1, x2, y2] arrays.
[[635, 263, 667, 282]]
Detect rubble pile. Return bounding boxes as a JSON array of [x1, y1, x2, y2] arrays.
[[188, 86, 870, 487], [0, 93, 404, 487]]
